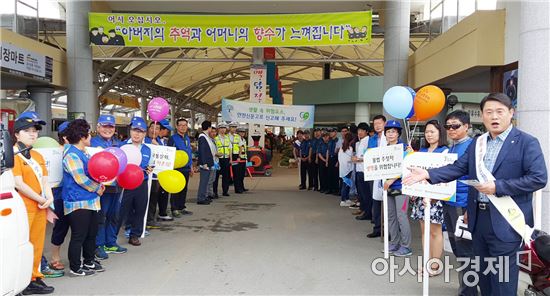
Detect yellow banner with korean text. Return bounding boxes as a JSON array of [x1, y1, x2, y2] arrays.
[[88, 11, 372, 47]]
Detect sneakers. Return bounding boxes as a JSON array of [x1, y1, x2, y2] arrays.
[[22, 279, 54, 295], [144, 230, 151, 237], [41, 266, 64, 278], [95, 246, 109, 260], [158, 215, 174, 221], [393, 246, 413, 257], [104, 244, 128, 254], [172, 210, 182, 218], [124, 229, 131, 238], [70, 268, 95, 277], [84, 260, 105, 272], [340, 200, 354, 207], [181, 209, 193, 215], [146, 221, 161, 229], [381, 244, 401, 254]]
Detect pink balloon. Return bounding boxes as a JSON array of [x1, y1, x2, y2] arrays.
[[120, 144, 142, 166], [148, 97, 170, 121]]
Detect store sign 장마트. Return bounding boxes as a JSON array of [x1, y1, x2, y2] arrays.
[[1, 42, 53, 82]]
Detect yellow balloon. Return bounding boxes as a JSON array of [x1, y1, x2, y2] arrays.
[[174, 150, 189, 169], [158, 170, 186, 193]]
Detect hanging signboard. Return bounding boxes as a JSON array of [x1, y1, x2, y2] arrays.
[[401, 152, 457, 202], [0, 42, 53, 82], [88, 11, 372, 48], [363, 144, 404, 181], [250, 66, 266, 103], [221, 99, 314, 128]]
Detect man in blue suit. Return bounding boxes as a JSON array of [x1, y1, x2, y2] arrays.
[[404, 93, 547, 295]]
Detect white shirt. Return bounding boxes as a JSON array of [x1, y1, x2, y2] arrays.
[[354, 136, 370, 172], [338, 147, 354, 178]]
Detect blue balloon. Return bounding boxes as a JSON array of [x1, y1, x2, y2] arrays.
[[383, 86, 414, 119], [405, 87, 416, 119]]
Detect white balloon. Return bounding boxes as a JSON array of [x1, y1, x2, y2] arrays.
[[120, 144, 142, 166]]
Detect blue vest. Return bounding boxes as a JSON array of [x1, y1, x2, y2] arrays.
[[446, 138, 473, 207], [62, 145, 98, 203], [328, 139, 338, 157], [121, 142, 152, 180], [311, 137, 321, 154], [144, 137, 153, 144], [389, 141, 408, 191], [368, 133, 381, 148], [90, 136, 120, 148], [170, 133, 192, 170], [318, 141, 329, 156], [300, 139, 310, 156]]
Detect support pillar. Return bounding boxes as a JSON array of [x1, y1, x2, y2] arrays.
[[190, 110, 196, 131], [140, 97, 147, 120], [250, 48, 265, 146], [28, 86, 54, 136], [518, 1, 550, 232], [355, 103, 370, 124], [170, 103, 176, 131], [383, 0, 410, 92], [66, 0, 98, 127]]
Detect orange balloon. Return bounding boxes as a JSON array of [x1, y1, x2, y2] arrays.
[[413, 85, 445, 121]]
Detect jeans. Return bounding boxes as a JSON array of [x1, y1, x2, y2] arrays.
[[387, 193, 411, 248], [340, 172, 352, 201], [355, 172, 372, 218], [67, 209, 99, 272], [372, 200, 382, 234], [207, 166, 217, 197], [197, 168, 211, 202], [96, 191, 121, 247]]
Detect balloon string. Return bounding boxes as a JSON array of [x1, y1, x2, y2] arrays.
[[411, 121, 419, 145]]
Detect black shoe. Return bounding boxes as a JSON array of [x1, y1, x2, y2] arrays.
[[223, 193, 230, 197], [197, 200, 211, 205], [367, 232, 381, 238], [69, 268, 95, 277], [324, 191, 332, 195], [180, 209, 193, 215], [243, 189, 249, 192], [307, 187, 313, 191], [355, 214, 372, 221], [235, 191, 243, 194], [209, 195, 219, 199], [214, 194, 220, 198], [313, 188, 319, 191], [299, 186, 306, 190], [22, 280, 54, 295], [83, 260, 105, 272]]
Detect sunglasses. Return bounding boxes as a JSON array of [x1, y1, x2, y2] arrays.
[[444, 124, 463, 130]]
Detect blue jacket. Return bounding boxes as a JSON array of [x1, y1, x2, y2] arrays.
[[121, 142, 152, 180], [328, 138, 338, 157], [368, 133, 381, 148], [90, 136, 120, 148], [317, 141, 329, 158], [198, 133, 214, 167], [300, 139, 310, 157], [445, 138, 473, 207], [429, 128, 547, 242], [62, 145, 98, 202], [168, 133, 193, 171], [311, 137, 321, 155]]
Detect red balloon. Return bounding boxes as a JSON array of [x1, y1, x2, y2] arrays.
[[88, 151, 119, 183], [117, 164, 144, 190]]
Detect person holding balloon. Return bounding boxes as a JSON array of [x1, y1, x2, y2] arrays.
[[12, 113, 56, 293], [61, 119, 105, 276], [118, 116, 153, 246], [382, 120, 413, 257], [89, 115, 128, 260], [168, 117, 194, 217]]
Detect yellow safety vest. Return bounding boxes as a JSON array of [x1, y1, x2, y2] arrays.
[[215, 135, 231, 158], [240, 141, 248, 159], [230, 133, 241, 155]]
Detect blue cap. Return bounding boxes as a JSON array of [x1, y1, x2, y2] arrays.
[[385, 120, 402, 130], [58, 121, 70, 133], [159, 119, 173, 131], [98, 114, 116, 126], [17, 111, 46, 125], [130, 116, 147, 131]]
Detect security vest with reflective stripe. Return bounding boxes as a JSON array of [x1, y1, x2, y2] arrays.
[[239, 139, 248, 159], [229, 133, 241, 155], [215, 135, 231, 158]]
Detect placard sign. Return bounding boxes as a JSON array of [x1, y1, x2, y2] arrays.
[[145, 144, 176, 174], [402, 152, 457, 201], [363, 144, 404, 181], [35, 147, 63, 187]]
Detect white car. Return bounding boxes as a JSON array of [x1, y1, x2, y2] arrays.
[[0, 169, 33, 296]]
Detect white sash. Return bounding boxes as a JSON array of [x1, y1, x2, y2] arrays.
[[14, 148, 45, 198], [475, 133, 533, 243]]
